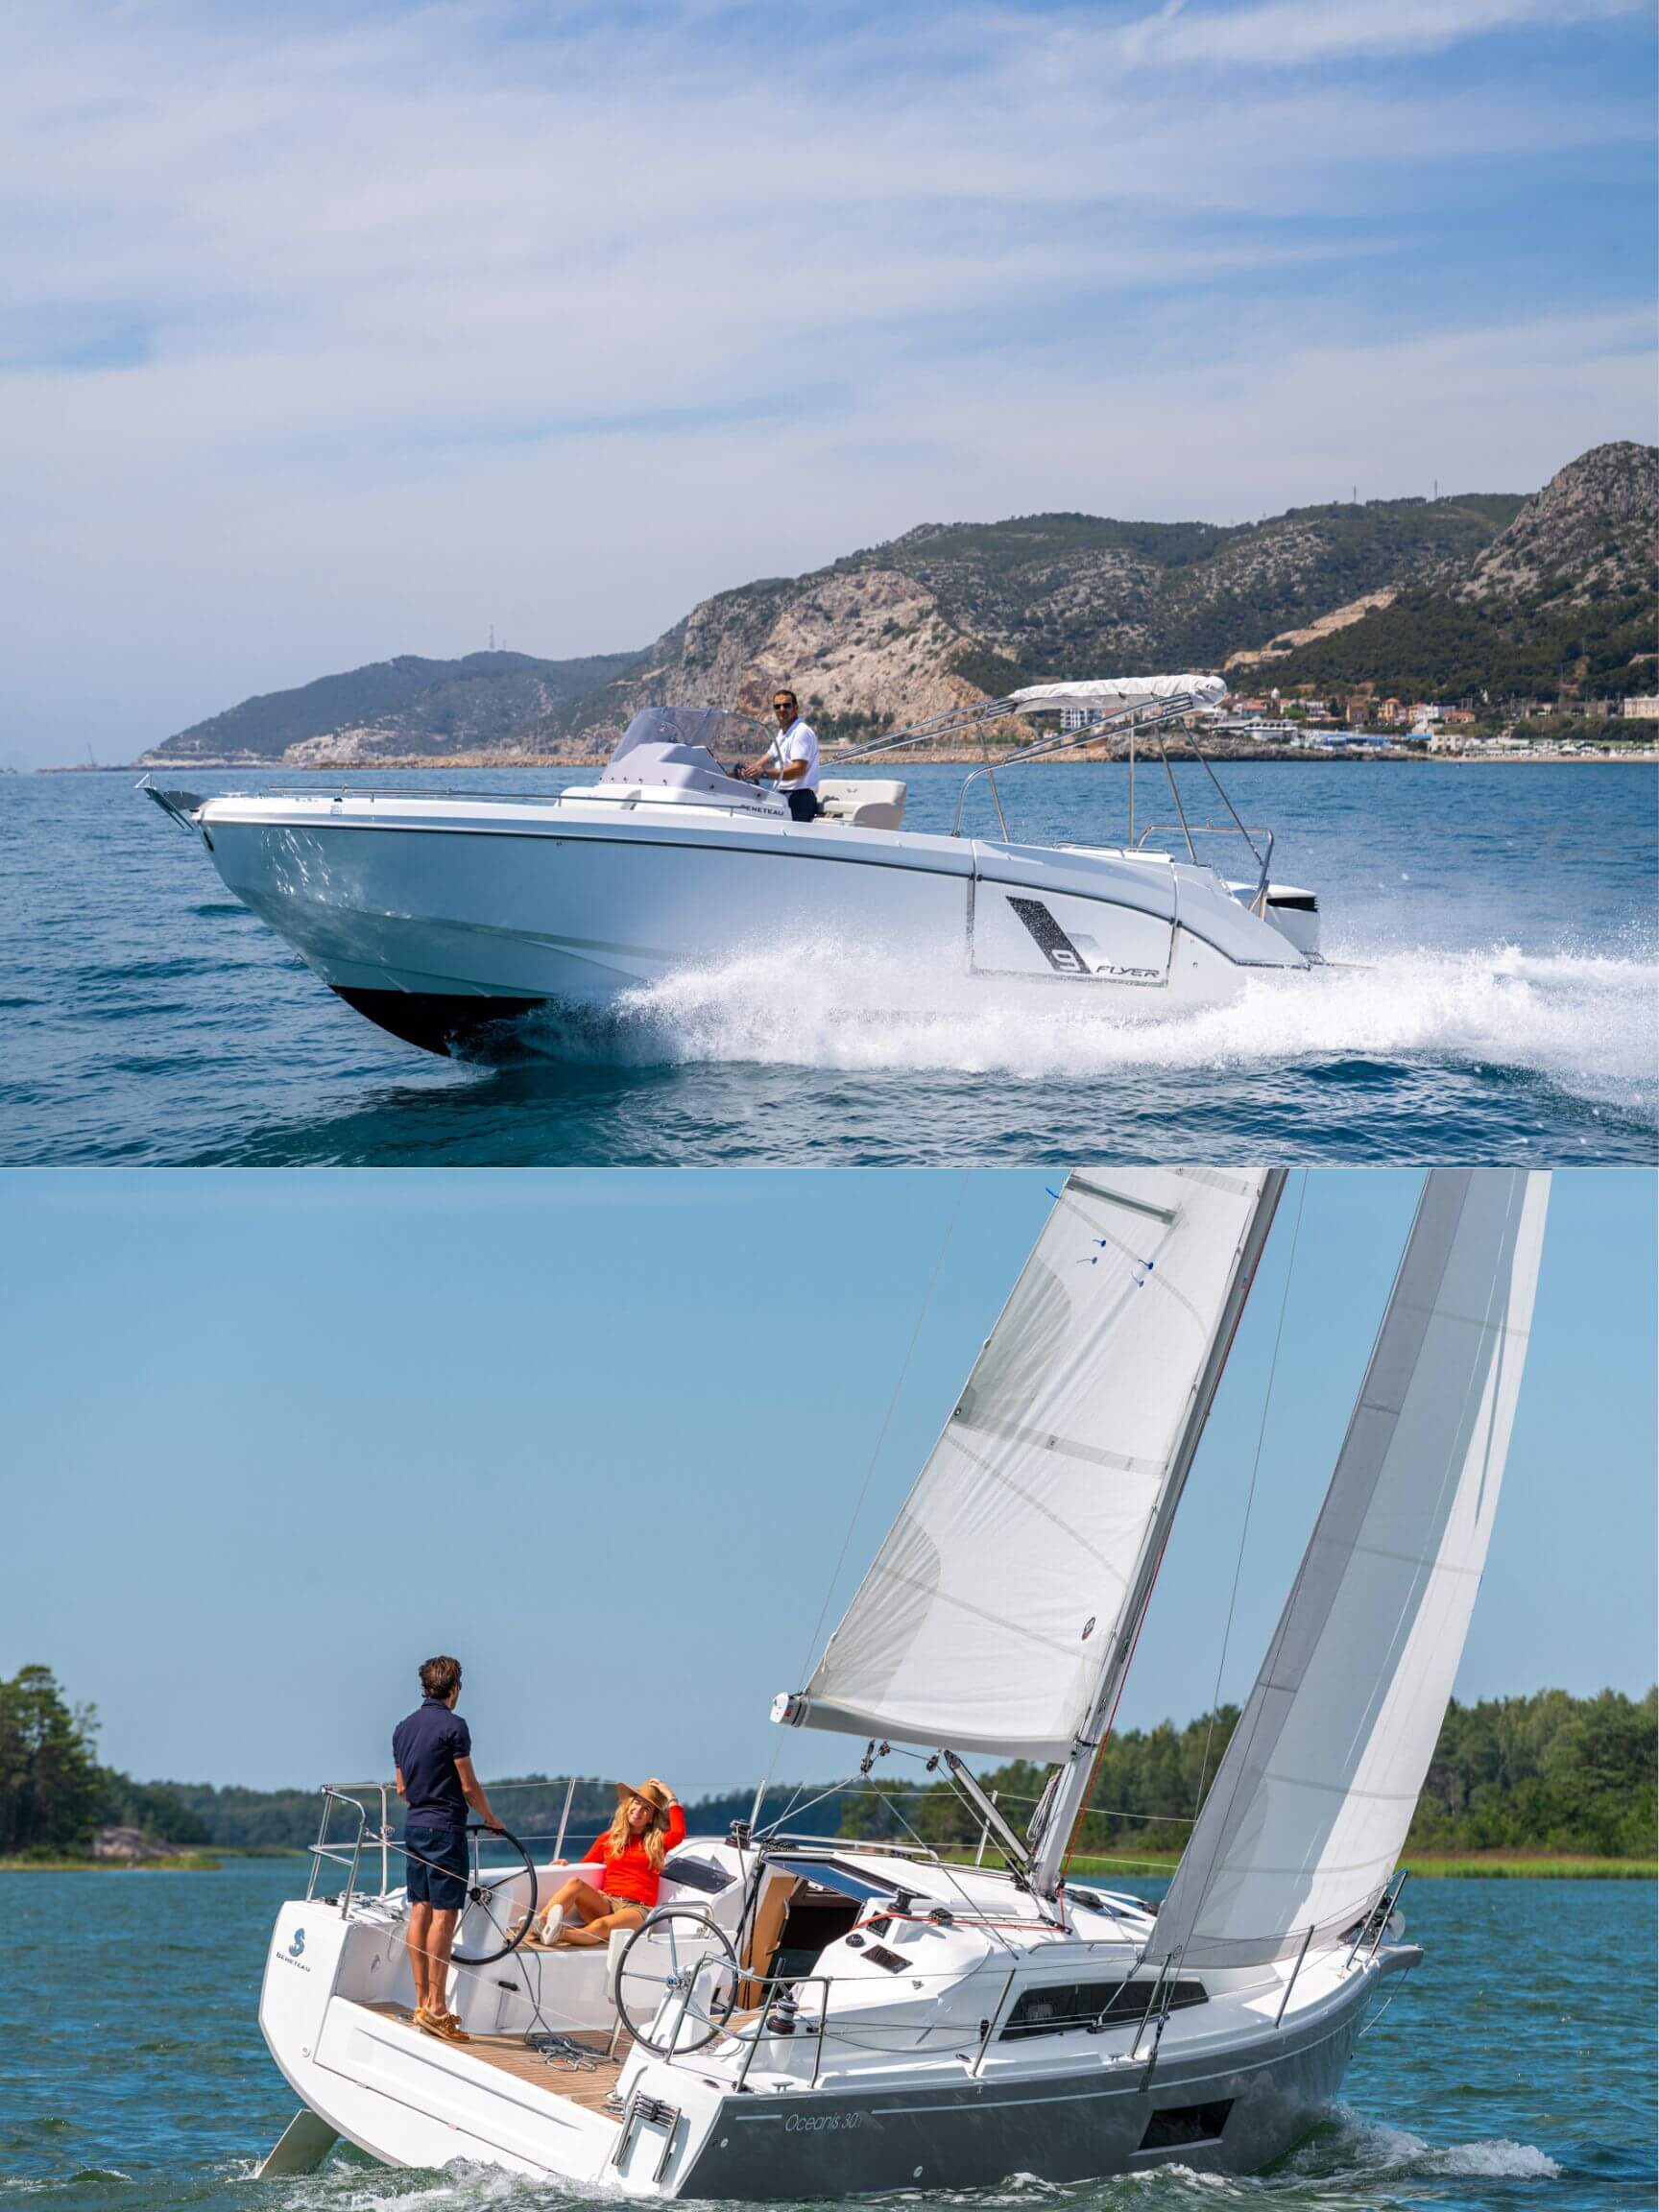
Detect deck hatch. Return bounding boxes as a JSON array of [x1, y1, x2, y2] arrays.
[[773, 1858, 902, 1903], [999, 1977, 1208, 2039], [661, 1851, 735, 1895]]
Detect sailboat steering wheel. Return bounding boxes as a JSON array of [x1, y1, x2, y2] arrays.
[[613, 1908, 740, 2055], [448, 1822, 540, 1965]]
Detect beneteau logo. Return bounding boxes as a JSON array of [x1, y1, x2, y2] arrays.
[[278, 1926, 311, 1972]]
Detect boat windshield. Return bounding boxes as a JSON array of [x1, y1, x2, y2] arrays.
[[606, 706, 769, 772]]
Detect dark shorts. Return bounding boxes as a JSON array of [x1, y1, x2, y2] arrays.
[[405, 1823, 469, 1911], [786, 788, 821, 823]]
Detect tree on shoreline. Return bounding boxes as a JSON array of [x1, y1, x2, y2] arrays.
[[4, 1667, 1653, 1863], [837, 1689, 1658, 1863], [0, 1666, 107, 1855], [0, 1667, 210, 1858]]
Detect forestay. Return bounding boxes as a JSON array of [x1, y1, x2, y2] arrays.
[[1150, 1168, 1550, 1969], [775, 1168, 1277, 1762]]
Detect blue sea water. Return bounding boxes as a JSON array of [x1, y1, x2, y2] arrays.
[[1, 762, 1654, 1166], [0, 1862, 1651, 2210]]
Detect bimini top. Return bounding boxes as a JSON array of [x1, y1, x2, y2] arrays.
[[601, 705, 776, 802], [1007, 675, 1227, 715]]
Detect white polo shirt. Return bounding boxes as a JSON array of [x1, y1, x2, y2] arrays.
[[764, 717, 820, 794]]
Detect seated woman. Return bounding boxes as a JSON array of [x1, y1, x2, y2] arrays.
[[530, 1778, 684, 1948]]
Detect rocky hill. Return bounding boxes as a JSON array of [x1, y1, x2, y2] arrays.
[[543, 493, 1524, 755], [143, 648, 642, 765], [141, 444, 1652, 766], [1243, 444, 1657, 704], [1459, 440, 1655, 606]]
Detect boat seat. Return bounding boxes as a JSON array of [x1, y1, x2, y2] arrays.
[[817, 779, 906, 831]]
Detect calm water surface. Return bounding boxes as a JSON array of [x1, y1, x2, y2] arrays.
[[1, 763, 1654, 1165], [0, 1863, 1650, 2210]]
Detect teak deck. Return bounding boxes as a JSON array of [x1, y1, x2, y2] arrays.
[[368, 2003, 631, 2115]]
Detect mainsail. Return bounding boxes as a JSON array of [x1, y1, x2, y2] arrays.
[[1149, 1167, 1550, 1969], [775, 1169, 1282, 1765]]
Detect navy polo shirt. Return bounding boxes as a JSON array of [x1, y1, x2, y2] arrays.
[[393, 1698, 471, 1830]]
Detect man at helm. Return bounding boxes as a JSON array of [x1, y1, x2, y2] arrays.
[[743, 686, 821, 822], [393, 1654, 505, 2044]]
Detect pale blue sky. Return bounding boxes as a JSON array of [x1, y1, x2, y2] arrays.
[[1, 1167, 1651, 1798], [3, 0, 1654, 766]]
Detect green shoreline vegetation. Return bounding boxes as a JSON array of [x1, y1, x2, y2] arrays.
[[1059, 1852, 1658, 1882], [4, 1851, 1649, 1880], [0, 1852, 226, 1872], [4, 1666, 1653, 1879], [840, 1684, 1657, 1875]]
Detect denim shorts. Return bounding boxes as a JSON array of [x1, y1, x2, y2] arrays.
[[405, 1824, 469, 1911]]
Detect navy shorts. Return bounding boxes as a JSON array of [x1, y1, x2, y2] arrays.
[[405, 1824, 469, 1911]]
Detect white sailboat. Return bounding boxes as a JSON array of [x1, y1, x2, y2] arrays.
[[256, 1167, 1548, 2192], [141, 680, 1320, 1058]]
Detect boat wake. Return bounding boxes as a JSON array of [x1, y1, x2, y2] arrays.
[[213, 2114, 1566, 2210], [517, 936, 1658, 1126], [1269, 2104, 1565, 2190]]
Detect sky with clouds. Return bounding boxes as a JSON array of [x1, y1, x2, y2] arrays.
[[4, 0, 1654, 766]]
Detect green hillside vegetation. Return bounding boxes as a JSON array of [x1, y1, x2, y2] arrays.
[[1256, 583, 1656, 704], [858, 496, 1526, 681], [6, 1667, 1650, 1873], [134, 446, 1654, 765], [0, 1666, 209, 1858], [156, 1774, 840, 1855], [1259, 443, 1656, 702], [0, 1669, 849, 1861], [858, 495, 1521, 593], [151, 647, 643, 762], [837, 1687, 1658, 1868], [537, 485, 1544, 754]]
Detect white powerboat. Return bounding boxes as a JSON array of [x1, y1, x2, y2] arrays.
[[143, 678, 1321, 1057], [256, 1166, 1547, 2193]]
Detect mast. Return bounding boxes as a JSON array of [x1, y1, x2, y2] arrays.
[[1028, 1169, 1286, 1900]]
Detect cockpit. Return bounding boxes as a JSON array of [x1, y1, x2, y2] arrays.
[[600, 707, 775, 805], [597, 706, 907, 830]]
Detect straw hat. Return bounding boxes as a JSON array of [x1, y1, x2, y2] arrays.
[[615, 1779, 671, 1822]]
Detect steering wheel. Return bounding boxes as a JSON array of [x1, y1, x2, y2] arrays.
[[613, 1907, 740, 2056], [448, 1822, 539, 1966]]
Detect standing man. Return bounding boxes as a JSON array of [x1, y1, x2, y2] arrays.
[[744, 686, 821, 821], [393, 1654, 504, 2043]]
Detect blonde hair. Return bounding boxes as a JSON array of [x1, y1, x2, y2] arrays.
[[604, 1793, 668, 1871]]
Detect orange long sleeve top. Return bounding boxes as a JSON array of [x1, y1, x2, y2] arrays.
[[581, 1802, 686, 1908]]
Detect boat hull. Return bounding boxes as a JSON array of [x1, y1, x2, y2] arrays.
[[329, 986, 547, 1056], [192, 798, 1309, 1057], [258, 1897, 1380, 2198], [676, 2003, 1362, 2197]]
